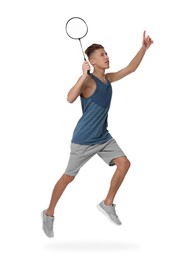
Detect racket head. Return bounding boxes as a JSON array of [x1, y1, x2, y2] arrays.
[[65, 17, 88, 40]]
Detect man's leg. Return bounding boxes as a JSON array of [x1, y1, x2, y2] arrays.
[[46, 174, 75, 217], [97, 156, 130, 225], [42, 174, 75, 237], [104, 156, 130, 206]]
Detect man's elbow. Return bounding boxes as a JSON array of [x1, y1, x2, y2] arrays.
[[67, 94, 75, 103], [125, 65, 135, 76], [128, 66, 136, 74]]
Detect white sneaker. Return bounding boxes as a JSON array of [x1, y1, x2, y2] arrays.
[[97, 201, 122, 225], [41, 210, 54, 237]]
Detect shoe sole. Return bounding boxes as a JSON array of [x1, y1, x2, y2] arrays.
[[97, 204, 121, 226]]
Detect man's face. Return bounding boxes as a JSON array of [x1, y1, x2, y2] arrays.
[[89, 48, 110, 69]]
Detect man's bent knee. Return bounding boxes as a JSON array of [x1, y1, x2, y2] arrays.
[[62, 173, 75, 184], [113, 156, 131, 172]]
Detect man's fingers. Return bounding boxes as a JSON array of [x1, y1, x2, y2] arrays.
[[143, 30, 146, 40]]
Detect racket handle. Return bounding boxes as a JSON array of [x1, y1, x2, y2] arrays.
[[83, 57, 90, 75], [84, 58, 90, 75]]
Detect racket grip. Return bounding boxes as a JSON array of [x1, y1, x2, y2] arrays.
[[84, 58, 90, 75]]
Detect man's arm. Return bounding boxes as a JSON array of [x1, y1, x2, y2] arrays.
[[106, 31, 153, 83], [67, 61, 90, 103]]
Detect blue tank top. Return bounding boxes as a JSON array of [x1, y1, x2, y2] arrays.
[[71, 73, 113, 145]]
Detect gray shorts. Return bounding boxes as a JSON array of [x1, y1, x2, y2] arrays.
[[65, 138, 126, 176]]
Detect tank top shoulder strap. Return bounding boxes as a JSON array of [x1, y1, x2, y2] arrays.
[[90, 73, 97, 80]]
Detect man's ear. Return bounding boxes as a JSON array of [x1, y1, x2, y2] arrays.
[[89, 58, 95, 65]]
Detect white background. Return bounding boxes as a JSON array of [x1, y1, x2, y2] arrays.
[[0, 0, 183, 259]]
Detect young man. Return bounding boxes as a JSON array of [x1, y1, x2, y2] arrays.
[[42, 31, 153, 237]]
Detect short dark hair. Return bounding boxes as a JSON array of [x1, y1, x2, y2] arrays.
[[85, 43, 104, 58]]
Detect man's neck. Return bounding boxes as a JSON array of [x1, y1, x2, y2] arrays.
[[93, 69, 106, 81]]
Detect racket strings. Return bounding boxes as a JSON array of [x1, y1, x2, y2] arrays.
[[65, 17, 88, 40]]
